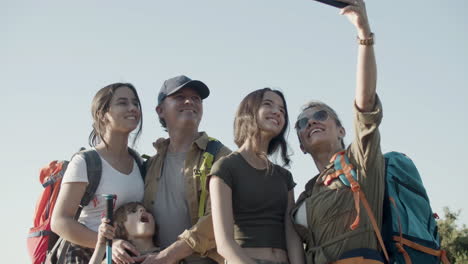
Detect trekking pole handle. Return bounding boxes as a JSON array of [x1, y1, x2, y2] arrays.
[[103, 194, 116, 264]]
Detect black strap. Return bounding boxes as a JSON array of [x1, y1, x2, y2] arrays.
[[79, 150, 102, 207], [205, 139, 222, 157], [128, 147, 146, 182]]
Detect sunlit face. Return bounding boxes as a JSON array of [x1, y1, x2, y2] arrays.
[[297, 106, 345, 153], [123, 205, 155, 239], [257, 91, 286, 139], [104, 86, 141, 133], [156, 87, 203, 131]]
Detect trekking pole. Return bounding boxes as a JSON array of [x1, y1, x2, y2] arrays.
[[103, 194, 116, 264]]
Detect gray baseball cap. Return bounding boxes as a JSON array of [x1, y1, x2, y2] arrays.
[[158, 75, 210, 105]]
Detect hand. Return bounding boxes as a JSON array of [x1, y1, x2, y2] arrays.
[[97, 218, 115, 245], [112, 239, 140, 264], [337, 0, 372, 38]]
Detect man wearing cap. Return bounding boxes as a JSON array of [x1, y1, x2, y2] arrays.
[[139, 75, 231, 264]]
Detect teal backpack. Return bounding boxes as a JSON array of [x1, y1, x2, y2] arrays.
[[331, 151, 450, 264]]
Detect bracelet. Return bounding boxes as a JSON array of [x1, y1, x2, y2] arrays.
[[357, 32, 374, 46]]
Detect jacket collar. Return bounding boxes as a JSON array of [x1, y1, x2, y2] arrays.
[[152, 131, 210, 154]]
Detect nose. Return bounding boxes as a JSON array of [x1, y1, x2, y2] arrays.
[[307, 118, 317, 128], [271, 106, 282, 117], [129, 103, 138, 112], [138, 207, 145, 213], [183, 97, 194, 105]]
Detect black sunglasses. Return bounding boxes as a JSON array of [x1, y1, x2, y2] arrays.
[[295, 110, 329, 131]]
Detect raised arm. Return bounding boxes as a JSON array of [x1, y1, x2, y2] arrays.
[[210, 176, 256, 264], [339, 0, 377, 111]]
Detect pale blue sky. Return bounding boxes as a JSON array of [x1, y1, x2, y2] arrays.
[[2, 0, 467, 262]]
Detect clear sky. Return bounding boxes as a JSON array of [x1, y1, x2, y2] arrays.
[[2, 0, 467, 262]]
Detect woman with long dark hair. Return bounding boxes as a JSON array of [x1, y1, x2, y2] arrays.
[[52, 83, 145, 264]]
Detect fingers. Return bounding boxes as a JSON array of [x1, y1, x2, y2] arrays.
[[121, 241, 140, 256], [112, 239, 140, 264], [98, 219, 115, 240], [335, 0, 364, 6], [339, 5, 359, 15]]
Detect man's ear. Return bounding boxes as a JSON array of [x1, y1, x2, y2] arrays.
[[156, 105, 163, 117]]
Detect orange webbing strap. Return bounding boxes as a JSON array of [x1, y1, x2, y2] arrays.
[[332, 257, 385, 264], [330, 151, 345, 162], [359, 191, 390, 262], [441, 250, 451, 264], [389, 197, 451, 264], [339, 156, 362, 231], [324, 169, 344, 185], [395, 242, 412, 264], [393, 236, 451, 263], [389, 196, 407, 264]]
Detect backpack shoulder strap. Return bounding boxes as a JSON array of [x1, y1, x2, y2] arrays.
[[128, 147, 146, 182], [329, 151, 389, 262], [205, 137, 223, 158], [197, 137, 223, 218], [51, 149, 102, 264], [78, 149, 102, 208]]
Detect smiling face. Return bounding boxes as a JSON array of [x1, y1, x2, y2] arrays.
[[297, 106, 345, 154], [257, 91, 286, 139], [123, 205, 155, 240], [104, 86, 141, 134], [156, 86, 203, 131]]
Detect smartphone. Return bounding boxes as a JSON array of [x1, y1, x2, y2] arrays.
[[313, 0, 348, 8]]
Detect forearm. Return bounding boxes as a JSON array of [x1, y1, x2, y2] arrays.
[[89, 243, 106, 264], [355, 23, 377, 111], [52, 217, 98, 248], [178, 214, 216, 255], [158, 239, 194, 263], [216, 238, 255, 264], [285, 223, 305, 264]]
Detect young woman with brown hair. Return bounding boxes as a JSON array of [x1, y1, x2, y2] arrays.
[[209, 88, 304, 264]]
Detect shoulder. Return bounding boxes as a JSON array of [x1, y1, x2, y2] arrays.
[[216, 144, 232, 160], [70, 152, 87, 165], [212, 152, 239, 170], [273, 164, 292, 177], [62, 153, 89, 183], [198, 132, 232, 159], [273, 164, 296, 190]]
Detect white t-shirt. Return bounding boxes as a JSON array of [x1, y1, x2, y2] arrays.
[[62, 152, 144, 232]]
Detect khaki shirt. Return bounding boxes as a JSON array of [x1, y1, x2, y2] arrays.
[[292, 97, 385, 264], [143, 132, 231, 263]]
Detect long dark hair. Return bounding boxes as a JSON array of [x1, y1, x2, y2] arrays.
[[234, 88, 290, 166], [88, 83, 143, 147]]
